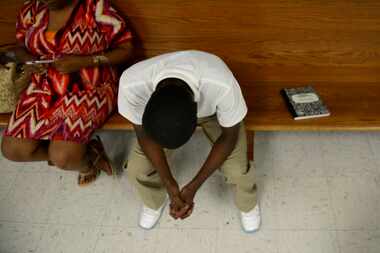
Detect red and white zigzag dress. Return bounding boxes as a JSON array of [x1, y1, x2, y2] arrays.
[[4, 0, 132, 143]]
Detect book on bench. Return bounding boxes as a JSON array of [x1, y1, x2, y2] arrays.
[[281, 86, 330, 120]]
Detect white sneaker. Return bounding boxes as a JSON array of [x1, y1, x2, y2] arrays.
[[240, 204, 261, 233], [139, 202, 166, 230]]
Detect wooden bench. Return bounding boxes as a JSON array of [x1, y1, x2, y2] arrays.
[[1, 0, 380, 161]]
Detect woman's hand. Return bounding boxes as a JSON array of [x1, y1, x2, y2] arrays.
[[6, 45, 36, 63], [52, 55, 91, 74], [23, 63, 47, 76]]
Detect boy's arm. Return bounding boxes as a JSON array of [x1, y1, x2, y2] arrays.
[[179, 122, 241, 216], [133, 124, 190, 216]]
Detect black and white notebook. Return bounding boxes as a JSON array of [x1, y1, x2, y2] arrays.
[[281, 86, 330, 120]]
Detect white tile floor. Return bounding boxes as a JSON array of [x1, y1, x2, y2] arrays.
[[0, 130, 379, 253]]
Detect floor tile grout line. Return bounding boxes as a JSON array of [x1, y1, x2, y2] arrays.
[[321, 133, 340, 232], [325, 171, 348, 253], [0, 170, 20, 203], [91, 182, 119, 253], [2, 218, 380, 233], [257, 133, 276, 181], [274, 228, 280, 253], [366, 132, 380, 171], [272, 175, 336, 180], [33, 222, 50, 253], [0, 220, 50, 225], [325, 175, 342, 253], [366, 132, 375, 157], [332, 230, 342, 253], [44, 172, 66, 225], [100, 180, 119, 227], [89, 226, 104, 253], [317, 131, 331, 177], [214, 227, 220, 253]]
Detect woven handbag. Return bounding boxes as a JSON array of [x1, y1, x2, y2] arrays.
[[0, 62, 18, 113], [0, 62, 29, 113]]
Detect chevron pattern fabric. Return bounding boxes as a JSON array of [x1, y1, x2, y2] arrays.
[[5, 0, 131, 143]]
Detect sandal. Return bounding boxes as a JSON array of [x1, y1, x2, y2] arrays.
[[76, 135, 114, 186], [78, 165, 101, 186], [87, 135, 115, 176]]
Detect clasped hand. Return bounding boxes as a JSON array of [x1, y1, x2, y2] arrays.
[[168, 184, 197, 220]]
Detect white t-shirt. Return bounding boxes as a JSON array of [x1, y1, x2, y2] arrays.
[[118, 50, 247, 128]]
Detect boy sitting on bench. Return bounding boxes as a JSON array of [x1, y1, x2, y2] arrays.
[[118, 50, 261, 232]]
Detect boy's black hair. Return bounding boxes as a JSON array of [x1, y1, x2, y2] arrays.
[[142, 78, 197, 149]]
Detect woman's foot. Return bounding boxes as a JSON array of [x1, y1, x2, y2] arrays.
[[78, 165, 101, 186], [77, 136, 113, 186], [88, 136, 114, 176]]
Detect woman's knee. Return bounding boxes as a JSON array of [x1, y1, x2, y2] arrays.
[[1, 137, 35, 162], [49, 147, 85, 170]]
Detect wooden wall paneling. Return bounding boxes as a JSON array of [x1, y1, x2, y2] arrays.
[[1, 0, 380, 83]]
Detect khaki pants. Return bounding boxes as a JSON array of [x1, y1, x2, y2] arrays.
[[126, 116, 257, 212]]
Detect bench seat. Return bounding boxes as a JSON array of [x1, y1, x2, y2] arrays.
[[243, 82, 380, 131], [1, 82, 379, 132]]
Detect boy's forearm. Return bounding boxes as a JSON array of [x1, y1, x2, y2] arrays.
[[188, 130, 238, 190], [135, 127, 179, 195]]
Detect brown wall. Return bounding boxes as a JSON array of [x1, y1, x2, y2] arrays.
[[1, 0, 380, 84]]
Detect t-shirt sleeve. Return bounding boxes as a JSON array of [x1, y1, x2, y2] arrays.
[[117, 73, 147, 125], [16, 1, 35, 44], [95, 0, 132, 48], [216, 79, 248, 128]]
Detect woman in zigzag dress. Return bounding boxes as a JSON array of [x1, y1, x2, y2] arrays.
[[1, 0, 133, 185]]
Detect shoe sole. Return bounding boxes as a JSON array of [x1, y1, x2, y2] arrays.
[[240, 204, 261, 234], [240, 219, 261, 234], [240, 216, 261, 234], [241, 226, 260, 234]]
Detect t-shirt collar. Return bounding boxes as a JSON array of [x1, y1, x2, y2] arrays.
[[152, 68, 200, 102]]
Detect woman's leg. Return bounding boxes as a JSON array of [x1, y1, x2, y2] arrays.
[[44, 83, 116, 184], [1, 136, 49, 162], [2, 136, 108, 185], [49, 139, 111, 185], [48, 140, 89, 172]]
